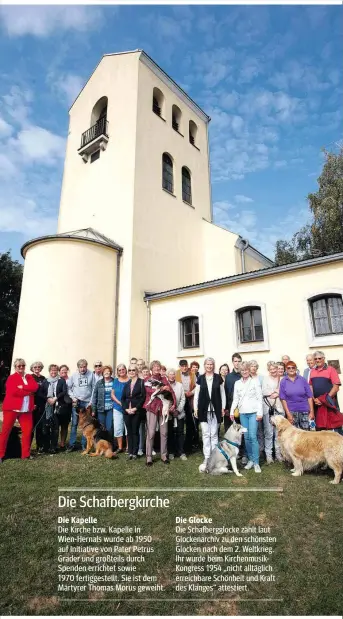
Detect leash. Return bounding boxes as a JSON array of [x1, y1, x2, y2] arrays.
[[216, 438, 240, 462]]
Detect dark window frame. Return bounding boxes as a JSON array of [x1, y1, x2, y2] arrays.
[[182, 167, 192, 205], [310, 294, 343, 336], [237, 307, 264, 343], [162, 153, 174, 194], [180, 316, 200, 349]]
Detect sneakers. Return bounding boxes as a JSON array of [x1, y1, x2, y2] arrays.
[[127, 454, 133, 460], [244, 461, 254, 470], [241, 456, 248, 465], [137, 449, 144, 457], [254, 464, 262, 473], [162, 459, 170, 465], [199, 459, 208, 473], [169, 454, 175, 460], [180, 454, 188, 461], [266, 456, 274, 465], [152, 450, 156, 456], [67, 445, 76, 453], [132, 455, 137, 460]]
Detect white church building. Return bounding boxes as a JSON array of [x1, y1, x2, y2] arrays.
[[13, 50, 343, 378]]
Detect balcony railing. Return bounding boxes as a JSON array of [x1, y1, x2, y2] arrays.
[[80, 117, 108, 149]]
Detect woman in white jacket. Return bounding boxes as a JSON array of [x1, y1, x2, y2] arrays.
[[230, 361, 263, 473]]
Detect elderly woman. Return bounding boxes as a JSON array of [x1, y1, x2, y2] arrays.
[[250, 360, 263, 386], [276, 362, 286, 378], [92, 365, 115, 434], [0, 358, 38, 462], [167, 368, 187, 461], [39, 364, 68, 454], [121, 365, 146, 460], [230, 361, 263, 473], [112, 364, 129, 453], [279, 361, 314, 429], [30, 361, 46, 453], [261, 361, 285, 464], [56, 365, 72, 450], [144, 360, 176, 466]]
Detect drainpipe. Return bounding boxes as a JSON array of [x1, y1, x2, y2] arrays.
[[145, 299, 151, 365], [241, 239, 249, 273], [113, 250, 122, 370]]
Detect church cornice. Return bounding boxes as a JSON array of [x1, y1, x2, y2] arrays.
[[21, 228, 123, 258]]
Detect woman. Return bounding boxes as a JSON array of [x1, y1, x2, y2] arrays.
[[144, 360, 176, 466], [39, 364, 65, 454], [112, 364, 129, 453], [218, 364, 229, 438], [30, 361, 46, 453], [250, 360, 263, 386], [92, 365, 114, 434], [261, 362, 285, 464], [121, 366, 146, 459], [137, 366, 151, 456], [279, 361, 314, 430], [194, 358, 225, 472], [276, 362, 285, 378], [136, 359, 145, 378], [0, 358, 39, 462], [230, 361, 263, 473], [190, 361, 200, 378], [57, 365, 72, 450], [160, 365, 167, 378]]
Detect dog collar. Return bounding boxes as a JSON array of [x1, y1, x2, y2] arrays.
[[217, 444, 231, 462], [222, 438, 240, 449]]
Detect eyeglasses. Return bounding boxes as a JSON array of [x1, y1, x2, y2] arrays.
[[128, 369, 136, 372], [314, 357, 323, 361], [17, 365, 26, 368], [94, 365, 102, 368], [286, 366, 296, 370]]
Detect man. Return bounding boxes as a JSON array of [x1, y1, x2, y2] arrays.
[[194, 358, 225, 472], [175, 360, 197, 453], [303, 354, 315, 382], [310, 351, 341, 433], [130, 357, 138, 367], [166, 368, 187, 461], [137, 359, 145, 378], [67, 359, 96, 451], [224, 353, 242, 432], [93, 361, 103, 383]]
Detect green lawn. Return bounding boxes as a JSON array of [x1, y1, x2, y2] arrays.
[[0, 440, 343, 616]]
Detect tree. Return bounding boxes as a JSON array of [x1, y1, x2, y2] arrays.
[[274, 147, 343, 265], [0, 252, 23, 368]]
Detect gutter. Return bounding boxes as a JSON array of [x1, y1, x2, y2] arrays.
[[143, 252, 343, 302], [145, 299, 151, 364], [112, 250, 122, 370]]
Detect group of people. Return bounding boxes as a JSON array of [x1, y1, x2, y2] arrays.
[[0, 351, 342, 472]]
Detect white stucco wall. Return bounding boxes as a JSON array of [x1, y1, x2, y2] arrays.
[[148, 261, 343, 406], [12, 240, 118, 371]]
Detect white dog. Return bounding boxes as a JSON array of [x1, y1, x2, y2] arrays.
[[146, 379, 173, 426], [200, 422, 247, 476]]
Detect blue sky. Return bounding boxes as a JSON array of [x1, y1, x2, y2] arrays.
[[0, 4, 342, 262]]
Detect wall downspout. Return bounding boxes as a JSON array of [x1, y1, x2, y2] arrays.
[[113, 250, 122, 370], [241, 239, 249, 273], [145, 299, 151, 365]]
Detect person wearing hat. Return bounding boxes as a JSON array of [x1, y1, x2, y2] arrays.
[[175, 360, 197, 453]]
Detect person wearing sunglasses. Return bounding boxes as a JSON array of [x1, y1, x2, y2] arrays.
[[121, 366, 146, 459], [0, 358, 39, 462], [93, 361, 103, 383], [279, 361, 314, 430], [30, 361, 46, 453]]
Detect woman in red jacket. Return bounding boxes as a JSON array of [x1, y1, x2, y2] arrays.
[[0, 358, 39, 462]]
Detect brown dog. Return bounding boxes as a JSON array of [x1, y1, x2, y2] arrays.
[[78, 406, 117, 459], [271, 416, 343, 484]]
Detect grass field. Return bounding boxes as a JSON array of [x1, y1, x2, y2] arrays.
[[1, 437, 343, 617]]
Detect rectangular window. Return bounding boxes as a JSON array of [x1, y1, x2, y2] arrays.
[[238, 308, 264, 343], [311, 296, 343, 335], [182, 317, 199, 348], [90, 150, 100, 163]]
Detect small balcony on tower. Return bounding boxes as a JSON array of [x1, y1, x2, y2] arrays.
[[78, 97, 109, 162]]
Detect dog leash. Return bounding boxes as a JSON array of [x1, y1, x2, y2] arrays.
[[216, 438, 240, 462]]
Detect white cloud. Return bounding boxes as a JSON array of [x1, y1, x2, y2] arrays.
[[2, 86, 33, 127], [0, 6, 103, 37], [9, 125, 66, 164], [234, 195, 253, 203], [54, 73, 84, 106], [0, 198, 56, 237], [0, 116, 12, 137]]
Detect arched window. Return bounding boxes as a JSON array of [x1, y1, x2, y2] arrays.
[[162, 153, 174, 194], [180, 316, 200, 349], [182, 167, 192, 205], [90, 96, 108, 126], [237, 307, 264, 343], [153, 87, 165, 118], [189, 120, 198, 146], [172, 104, 182, 132], [309, 294, 343, 335]]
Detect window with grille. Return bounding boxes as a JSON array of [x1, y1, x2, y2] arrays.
[[182, 167, 192, 204], [189, 120, 198, 146], [162, 153, 174, 193], [310, 295, 343, 336], [237, 307, 264, 343], [180, 316, 200, 349], [153, 96, 161, 116]]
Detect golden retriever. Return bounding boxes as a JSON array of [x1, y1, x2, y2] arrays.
[[271, 416, 343, 484]]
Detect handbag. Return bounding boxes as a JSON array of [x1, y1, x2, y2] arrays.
[[263, 396, 277, 417]]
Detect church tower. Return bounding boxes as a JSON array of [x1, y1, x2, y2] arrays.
[[12, 50, 270, 369]]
